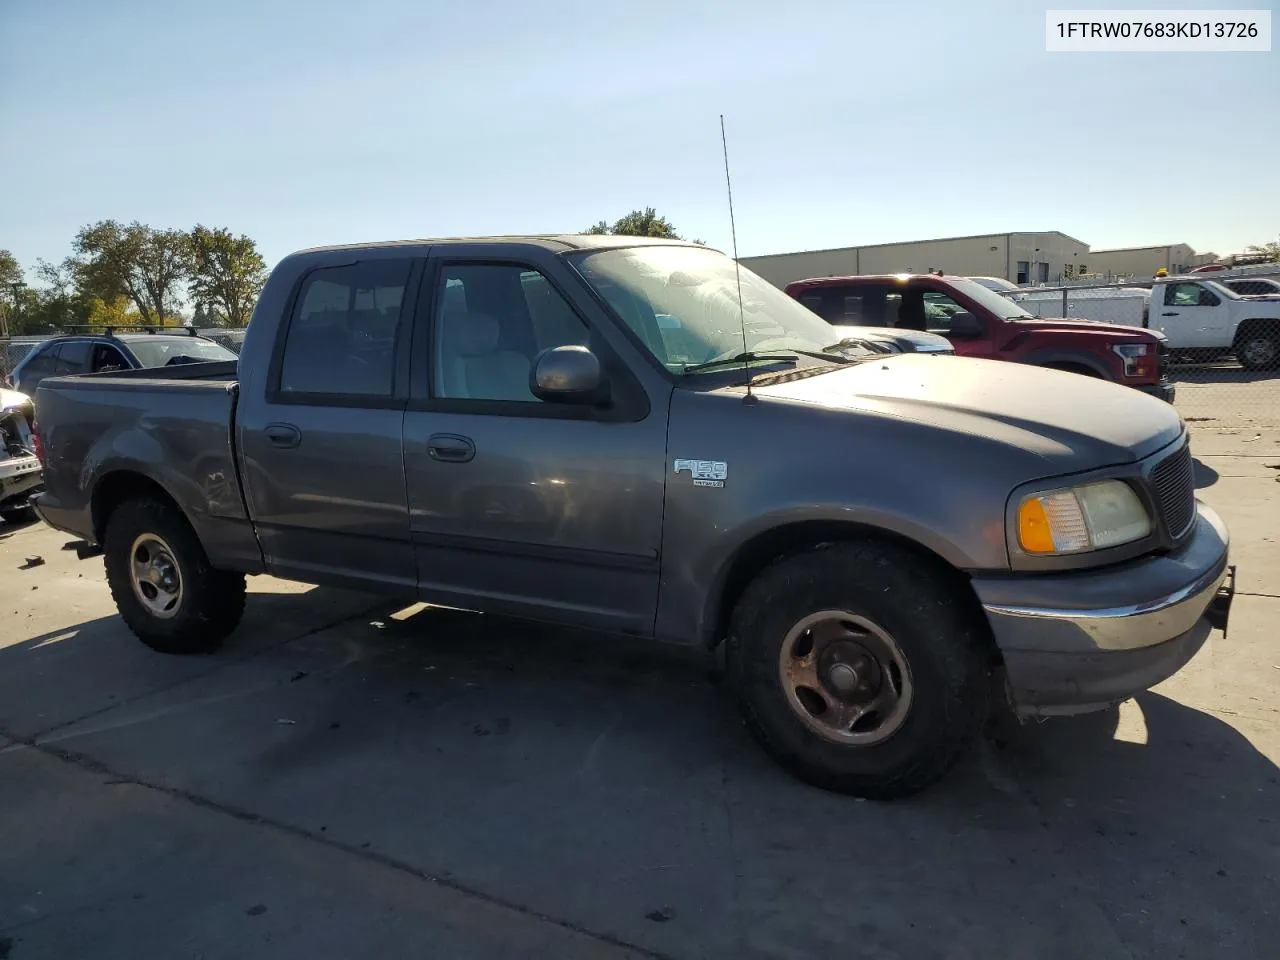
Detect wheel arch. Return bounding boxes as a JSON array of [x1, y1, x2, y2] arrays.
[[1232, 316, 1280, 347], [701, 519, 997, 662], [1022, 350, 1111, 379], [91, 470, 190, 544]]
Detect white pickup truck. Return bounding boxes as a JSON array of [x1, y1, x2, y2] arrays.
[[1148, 277, 1280, 369]]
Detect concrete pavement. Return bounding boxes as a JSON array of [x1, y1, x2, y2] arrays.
[[1, 420, 1277, 959]]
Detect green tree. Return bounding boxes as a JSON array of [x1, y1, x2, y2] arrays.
[[1, 249, 23, 336], [0, 249, 20, 289], [85, 295, 143, 331], [17, 259, 90, 334], [1246, 235, 1280, 261], [186, 226, 267, 327], [586, 207, 685, 239], [69, 220, 188, 325]]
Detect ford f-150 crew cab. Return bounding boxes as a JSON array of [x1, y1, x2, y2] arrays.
[[785, 273, 1176, 401], [32, 236, 1233, 799]]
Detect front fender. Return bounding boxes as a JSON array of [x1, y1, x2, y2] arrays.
[[1018, 349, 1113, 379], [653, 389, 1028, 646]]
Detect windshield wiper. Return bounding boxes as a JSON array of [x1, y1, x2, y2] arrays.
[[681, 352, 800, 375], [791, 346, 858, 364]]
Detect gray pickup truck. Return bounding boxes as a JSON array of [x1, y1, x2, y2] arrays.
[[32, 235, 1234, 799]]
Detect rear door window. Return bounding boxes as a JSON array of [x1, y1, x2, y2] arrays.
[[53, 341, 91, 374], [23, 346, 57, 375], [810, 285, 894, 326], [278, 259, 413, 398]]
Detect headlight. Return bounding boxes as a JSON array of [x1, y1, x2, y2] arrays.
[[1111, 342, 1151, 378], [1017, 480, 1151, 554]]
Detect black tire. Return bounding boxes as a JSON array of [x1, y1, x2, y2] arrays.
[[1, 506, 37, 525], [726, 540, 989, 799], [1235, 330, 1280, 371], [103, 497, 246, 654]]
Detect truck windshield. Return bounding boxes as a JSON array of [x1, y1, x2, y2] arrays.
[[126, 337, 238, 368], [571, 245, 869, 374], [945, 278, 1036, 320]]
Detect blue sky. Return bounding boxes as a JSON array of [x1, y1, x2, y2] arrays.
[[2, 0, 1277, 277]]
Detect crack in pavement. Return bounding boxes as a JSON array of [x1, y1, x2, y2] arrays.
[[0, 735, 674, 960]]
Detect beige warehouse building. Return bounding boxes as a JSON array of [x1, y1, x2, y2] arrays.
[[740, 233, 1214, 289], [1084, 244, 1217, 278]]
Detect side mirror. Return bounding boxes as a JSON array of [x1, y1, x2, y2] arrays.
[[949, 311, 983, 338], [531, 345, 610, 405]]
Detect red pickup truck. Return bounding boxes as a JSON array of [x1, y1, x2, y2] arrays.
[[786, 274, 1175, 402]]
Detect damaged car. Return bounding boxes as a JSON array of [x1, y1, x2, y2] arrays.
[[0, 388, 42, 524]]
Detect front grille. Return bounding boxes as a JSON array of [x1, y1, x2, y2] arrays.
[[1157, 341, 1170, 377], [1150, 443, 1195, 538]]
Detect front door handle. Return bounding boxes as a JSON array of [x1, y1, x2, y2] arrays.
[[426, 433, 475, 463], [265, 423, 301, 449], [1162, 311, 1179, 316]]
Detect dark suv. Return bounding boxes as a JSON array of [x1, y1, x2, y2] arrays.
[[8, 329, 238, 397]]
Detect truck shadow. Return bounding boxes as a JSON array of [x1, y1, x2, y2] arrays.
[[1, 592, 1275, 956], [1169, 365, 1280, 385], [0, 511, 40, 542], [1192, 457, 1219, 488]]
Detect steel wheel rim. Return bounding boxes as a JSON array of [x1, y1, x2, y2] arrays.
[[1240, 337, 1277, 367], [777, 610, 914, 746], [129, 533, 184, 619]]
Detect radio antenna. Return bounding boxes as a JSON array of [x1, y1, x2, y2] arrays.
[[719, 114, 754, 402]]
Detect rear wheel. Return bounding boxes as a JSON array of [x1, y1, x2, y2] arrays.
[[103, 497, 245, 654], [1236, 329, 1280, 371], [727, 541, 989, 799]]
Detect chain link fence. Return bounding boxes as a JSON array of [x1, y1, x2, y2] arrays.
[[1013, 266, 1280, 429]]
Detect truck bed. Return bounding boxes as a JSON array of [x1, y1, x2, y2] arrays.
[[33, 362, 261, 572]]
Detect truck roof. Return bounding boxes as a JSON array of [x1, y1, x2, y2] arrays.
[[785, 274, 962, 290], [289, 234, 704, 257]]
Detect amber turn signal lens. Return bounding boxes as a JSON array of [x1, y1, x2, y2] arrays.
[[1017, 498, 1056, 553]]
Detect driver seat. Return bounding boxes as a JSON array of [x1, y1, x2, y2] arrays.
[[439, 311, 533, 401]]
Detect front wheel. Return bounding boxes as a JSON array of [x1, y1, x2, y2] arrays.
[[103, 497, 246, 654], [727, 541, 989, 799]]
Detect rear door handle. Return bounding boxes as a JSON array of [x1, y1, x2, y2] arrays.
[[1162, 311, 1179, 316], [426, 433, 475, 463], [265, 423, 301, 449]]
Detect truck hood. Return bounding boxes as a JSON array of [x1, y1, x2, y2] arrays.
[[1004, 317, 1158, 340], [750, 354, 1183, 466]]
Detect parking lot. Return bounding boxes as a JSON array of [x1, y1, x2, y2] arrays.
[[2, 379, 1277, 960]]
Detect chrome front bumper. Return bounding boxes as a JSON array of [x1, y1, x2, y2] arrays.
[[973, 502, 1231, 715]]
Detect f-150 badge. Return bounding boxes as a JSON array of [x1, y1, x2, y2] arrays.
[[674, 459, 727, 488]]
